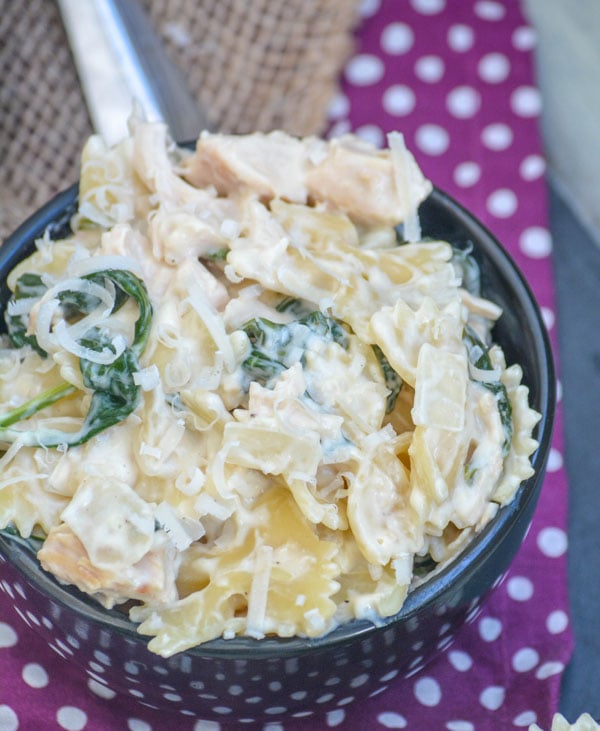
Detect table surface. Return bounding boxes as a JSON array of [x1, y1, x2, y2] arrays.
[[551, 184, 600, 721]]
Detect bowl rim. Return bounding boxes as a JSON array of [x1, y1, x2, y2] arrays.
[[0, 183, 556, 660]]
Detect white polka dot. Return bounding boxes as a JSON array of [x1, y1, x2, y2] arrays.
[[88, 679, 116, 699], [25, 611, 40, 627], [536, 661, 565, 680], [327, 120, 352, 139], [481, 123, 513, 150], [556, 379, 563, 403], [377, 711, 408, 728], [520, 226, 552, 258], [447, 86, 481, 118], [507, 575, 534, 601], [511, 86, 542, 117], [381, 22, 414, 54], [355, 124, 385, 148], [415, 124, 450, 155], [447, 24, 474, 52], [520, 154, 546, 180], [546, 609, 569, 635], [22, 662, 49, 688], [446, 722, 474, 731], [0, 622, 18, 648], [409, 654, 424, 669], [541, 307, 555, 331], [411, 0, 445, 14], [0, 581, 15, 599], [94, 650, 111, 665], [479, 616, 503, 642], [546, 447, 564, 472], [194, 722, 221, 731], [358, 0, 381, 17], [383, 85, 416, 116], [0, 705, 19, 731], [479, 685, 505, 711], [512, 647, 540, 672], [56, 706, 88, 731], [454, 162, 481, 188], [128, 720, 152, 731], [326, 709, 346, 727], [448, 650, 473, 672], [513, 26, 537, 51], [415, 55, 445, 83], [466, 603, 483, 624], [478, 53, 511, 83], [537, 526, 568, 557], [474, 1, 506, 21], [350, 673, 369, 688], [414, 677, 442, 707], [327, 92, 350, 120], [487, 189, 518, 218], [345, 54, 385, 86], [317, 693, 335, 704], [514, 710, 538, 727]]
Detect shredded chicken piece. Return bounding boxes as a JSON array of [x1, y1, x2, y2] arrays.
[[38, 523, 179, 609], [182, 130, 431, 228], [306, 135, 431, 227], [183, 130, 310, 202]]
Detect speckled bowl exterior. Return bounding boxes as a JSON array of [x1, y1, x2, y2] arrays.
[[0, 186, 555, 723]]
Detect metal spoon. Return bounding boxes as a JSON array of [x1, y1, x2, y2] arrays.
[[57, 0, 212, 145]]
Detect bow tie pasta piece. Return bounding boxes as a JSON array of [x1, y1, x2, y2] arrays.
[[412, 343, 469, 433], [347, 427, 421, 568], [133, 485, 341, 656], [408, 380, 506, 541], [370, 297, 465, 388]]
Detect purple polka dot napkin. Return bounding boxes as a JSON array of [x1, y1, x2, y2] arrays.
[[0, 1, 573, 729]]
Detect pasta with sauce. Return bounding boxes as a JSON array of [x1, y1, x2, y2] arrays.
[[0, 120, 540, 657]]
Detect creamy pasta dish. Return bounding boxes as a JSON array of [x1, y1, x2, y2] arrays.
[[0, 121, 540, 656]]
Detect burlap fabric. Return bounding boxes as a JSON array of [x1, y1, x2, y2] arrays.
[[0, 0, 359, 241]]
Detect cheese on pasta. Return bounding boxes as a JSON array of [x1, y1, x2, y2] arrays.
[[0, 122, 540, 656]]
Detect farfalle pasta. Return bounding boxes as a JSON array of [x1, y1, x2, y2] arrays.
[[0, 121, 540, 656]]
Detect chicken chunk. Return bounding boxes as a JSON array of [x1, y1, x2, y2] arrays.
[[182, 130, 432, 228], [38, 523, 179, 609], [182, 130, 310, 203], [306, 134, 431, 227]]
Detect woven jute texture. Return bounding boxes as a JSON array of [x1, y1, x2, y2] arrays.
[[0, 0, 359, 241]]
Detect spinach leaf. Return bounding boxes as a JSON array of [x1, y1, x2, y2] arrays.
[[452, 243, 481, 297], [201, 247, 229, 262], [240, 311, 348, 389], [5, 273, 48, 356], [463, 324, 513, 457], [372, 344, 403, 413], [413, 553, 437, 578], [0, 382, 75, 430], [0, 269, 152, 448], [275, 296, 309, 316]]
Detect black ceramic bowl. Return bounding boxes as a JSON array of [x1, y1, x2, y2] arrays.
[[0, 185, 555, 724]]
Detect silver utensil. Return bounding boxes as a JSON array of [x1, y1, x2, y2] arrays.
[[57, 0, 211, 145]]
